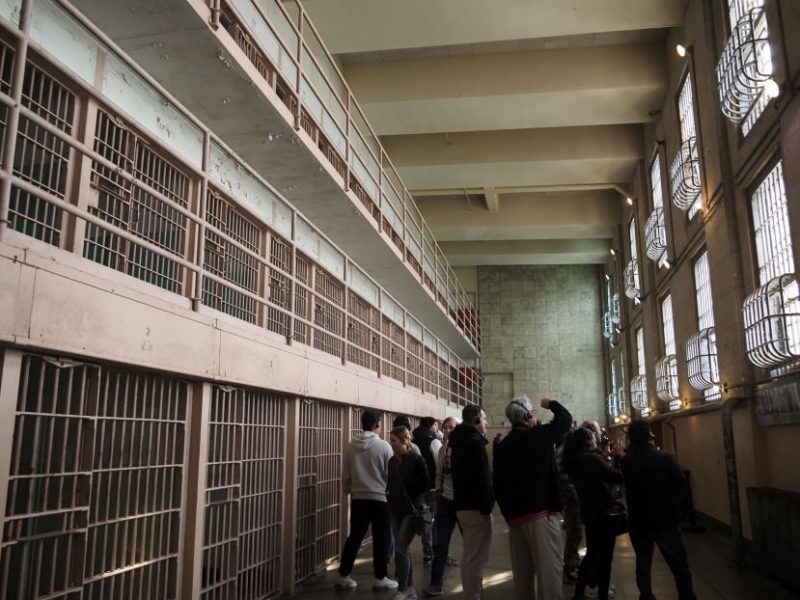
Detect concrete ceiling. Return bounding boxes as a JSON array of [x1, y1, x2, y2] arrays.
[[301, 0, 683, 265]]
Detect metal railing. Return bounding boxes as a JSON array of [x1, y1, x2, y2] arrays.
[[0, 18, 481, 408], [208, 0, 480, 349]]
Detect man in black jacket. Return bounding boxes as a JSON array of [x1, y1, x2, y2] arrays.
[[412, 416, 439, 562], [493, 395, 572, 600], [449, 403, 494, 600], [621, 421, 697, 600]]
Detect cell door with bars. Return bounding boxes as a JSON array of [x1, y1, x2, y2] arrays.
[[294, 400, 343, 582], [0, 354, 188, 600], [201, 386, 286, 600]]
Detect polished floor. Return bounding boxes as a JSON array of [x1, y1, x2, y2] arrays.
[[295, 511, 796, 599]]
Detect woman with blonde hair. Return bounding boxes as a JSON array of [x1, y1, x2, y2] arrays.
[[387, 426, 431, 600]]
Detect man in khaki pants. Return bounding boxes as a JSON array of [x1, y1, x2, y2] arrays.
[[448, 404, 494, 600], [493, 395, 573, 600]]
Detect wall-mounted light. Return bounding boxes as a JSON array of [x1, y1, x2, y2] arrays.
[[614, 327, 623, 335], [626, 197, 634, 206], [663, 260, 672, 270], [676, 44, 692, 57], [604, 273, 611, 281], [764, 78, 780, 99], [610, 248, 616, 257], [633, 296, 642, 306]]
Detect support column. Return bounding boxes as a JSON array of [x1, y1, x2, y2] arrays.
[[721, 398, 745, 566], [181, 382, 211, 600], [281, 396, 300, 594], [0, 350, 22, 547]]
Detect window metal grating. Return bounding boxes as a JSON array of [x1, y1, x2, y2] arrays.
[[716, 1, 773, 134], [630, 374, 649, 414], [624, 219, 641, 299], [751, 162, 793, 285], [662, 295, 677, 356], [742, 162, 799, 368], [203, 189, 262, 324], [9, 62, 77, 246], [85, 111, 189, 294], [657, 295, 680, 407], [645, 154, 667, 262], [671, 75, 703, 217], [686, 327, 720, 392], [694, 251, 715, 331], [295, 401, 342, 583], [0, 355, 187, 600]]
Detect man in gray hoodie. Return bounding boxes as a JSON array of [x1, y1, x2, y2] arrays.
[[335, 410, 399, 591]]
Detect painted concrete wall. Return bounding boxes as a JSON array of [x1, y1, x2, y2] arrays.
[[477, 265, 605, 426]]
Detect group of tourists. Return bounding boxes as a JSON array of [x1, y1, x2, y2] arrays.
[[335, 397, 698, 600]]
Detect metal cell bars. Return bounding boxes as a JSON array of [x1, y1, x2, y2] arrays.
[[238, 390, 285, 599], [295, 401, 342, 582], [346, 290, 381, 371], [751, 161, 793, 285], [84, 366, 187, 600], [716, 4, 773, 133], [211, 0, 479, 334], [743, 274, 800, 368], [267, 233, 293, 337], [1, 355, 94, 600], [9, 59, 76, 246], [312, 265, 346, 357], [405, 334, 424, 391], [293, 253, 312, 345], [382, 315, 405, 383], [0, 354, 188, 600], [85, 109, 190, 294], [203, 188, 263, 324], [202, 387, 242, 599]]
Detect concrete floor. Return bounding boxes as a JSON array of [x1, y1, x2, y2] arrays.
[[294, 511, 796, 599]]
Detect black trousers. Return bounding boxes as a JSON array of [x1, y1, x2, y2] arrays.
[[574, 517, 616, 600], [338, 499, 392, 579], [628, 526, 697, 600]]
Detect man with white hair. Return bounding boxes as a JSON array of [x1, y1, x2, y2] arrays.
[[493, 394, 572, 600]]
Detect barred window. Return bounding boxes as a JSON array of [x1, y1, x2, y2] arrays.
[[624, 218, 641, 299], [645, 153, 667, 262], [717, 0, 775, 135], [657, 295, 681, 408], [608, 358, 619, 418], [687, 251, 720, 398], [631, 327, 649, 414], [742, 161, 800, 368], [694, 251, 715, 330], [670, 74, 704, 219]]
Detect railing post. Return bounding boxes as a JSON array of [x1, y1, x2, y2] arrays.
[[344, 93, 351, 192], [208, 0, 221, 30]]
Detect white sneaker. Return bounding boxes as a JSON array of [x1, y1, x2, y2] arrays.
[[334, 575, 357, 589], [373, 577, 399, 590]]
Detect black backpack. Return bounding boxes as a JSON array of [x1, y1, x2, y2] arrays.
[[412, 426, 437, 482]]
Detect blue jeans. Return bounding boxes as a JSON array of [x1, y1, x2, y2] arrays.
[[391, 512, 418, 592], [430, 497, 458, 587]]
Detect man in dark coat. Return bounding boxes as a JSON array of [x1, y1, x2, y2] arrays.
[[621, 420, 697, 600], [493, 395, 572, 600], [449, 403, 494, 600]]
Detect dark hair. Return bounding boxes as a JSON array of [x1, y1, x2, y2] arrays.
[[420, 416, 436, 428], [442, 416, 457, 428], [393, 415, 412, 431], [462, 404, 483, 426], [361, 410, 381, 432], [562, 427, 594, 478], [628, 420, 653, 447]]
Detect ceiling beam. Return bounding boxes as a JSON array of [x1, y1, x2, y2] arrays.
[[301, 0, 684, 54]]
